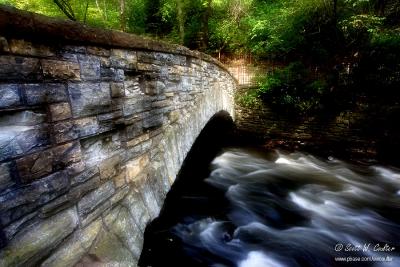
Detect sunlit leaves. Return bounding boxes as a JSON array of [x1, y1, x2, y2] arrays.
[[247, 0, 333, 57]]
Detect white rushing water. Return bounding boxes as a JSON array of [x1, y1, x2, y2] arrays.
[[173, 149, 400, 267]]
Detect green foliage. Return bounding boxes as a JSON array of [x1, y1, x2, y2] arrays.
[[1, 0, 65, 18], [247, 0, 334, 58], [0, 0, 122, 29], [126, 0, 147, 34], [255, 62, 328, 113], [370, 28, 400, 49], [235, 88, 261, 108], [339, 14, 385, 48]]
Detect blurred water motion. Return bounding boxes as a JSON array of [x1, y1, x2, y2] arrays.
[[171, 149, 400, 267]]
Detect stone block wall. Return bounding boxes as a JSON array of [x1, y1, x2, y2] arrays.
[[235, 101, 400, 165], [0, 6, 236, 267]]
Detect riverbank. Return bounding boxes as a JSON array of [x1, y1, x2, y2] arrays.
[[234, 99, 400, 168]]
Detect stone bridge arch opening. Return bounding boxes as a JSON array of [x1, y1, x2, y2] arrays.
[[139, 110, 235, 266], [0, 6, 237, 267]]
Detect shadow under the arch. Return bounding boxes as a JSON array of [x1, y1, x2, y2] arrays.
[[138, 110, 237, 267]]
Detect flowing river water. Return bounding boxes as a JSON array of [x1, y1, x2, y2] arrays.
[[139, 148, 400, 267]]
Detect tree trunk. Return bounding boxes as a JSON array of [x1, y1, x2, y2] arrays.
[[95, 0, 107, 22], [83, 0, 89, 24], [176, 0, 185, 45], [119, 0, 126, 32], [103, 0, 108, 20], [333, 0, 337, 23], [200, 0, 212, 50], [376, 0, 385, 16], [53, 0, 76, 21]]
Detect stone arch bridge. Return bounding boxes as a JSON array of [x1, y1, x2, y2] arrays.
[[0, 6, 236, 266]]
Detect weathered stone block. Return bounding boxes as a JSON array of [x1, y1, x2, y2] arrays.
[[24, 83, 68, 105], [0, 84, 21, 109], [78, 180, 115, 217], [2, 212, 37, 242], [0, 162, 13, 191], [81, 133, 121, 167], [0, 171, 69, 226], [40, 219, 102, 267], [52, 117, 100, 143], [0, 36, 9, 52], [148, 161, 171, 201], [110, 49, 137, 69], [169, 110, 180, 123], [49, 102, 72, 121], [164, 80, 181, 92], [66, 161, 86, 177], [99, 155, 121, 181], [38, 194, 71, 218], [124, 121, 143, 140], [126, 133, 150, 148], [124, 79, 141, 97], [71, 166, 99, 185], [68, 176, 101, 204], [100, 57, 111, 67], [74, 117, 100, 138], [109, 186, 129, 206], [87, 46, 111, 57], [78, 54, 101, 81], [141, 139, 152, 152], [126, 154, 149, 182], [137, 62, 161, 72], [0, 56, 42, 81], [97, 117, 119, 134], [138, 52, 187, 67], [152, 99, 172, 108], [0, 125, 49, 161], [0, 207, 79, 267], [110, 82, 125, 98], [123, 190, 150, 233], [41, 59, 80, 81], [16, 148, 53, 183], [16, 142, 81, 183], [97, 110, 123, 122], [122, 95, 148, 116], [80, 198, 112, 227], [139, 180, 161, 219], [68, 83, 112, 118], [100, 67, 124, 81], [59, 53, 78, 63], [61, 45, 86, 54], [103, 205, 143, 259], [143, 113, 164, 129], [52, 121, 77, 143], [9, 39, 55, 57], [113, 170, 126, 188], [87, 215, 137, 264], [122, 144, 144, 164], [52, 141, 82, 169], [0, 110, 46, 127], [143, 80, 165, 96]]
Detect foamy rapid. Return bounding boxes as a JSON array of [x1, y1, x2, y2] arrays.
[[173, 149, 400, 266]]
